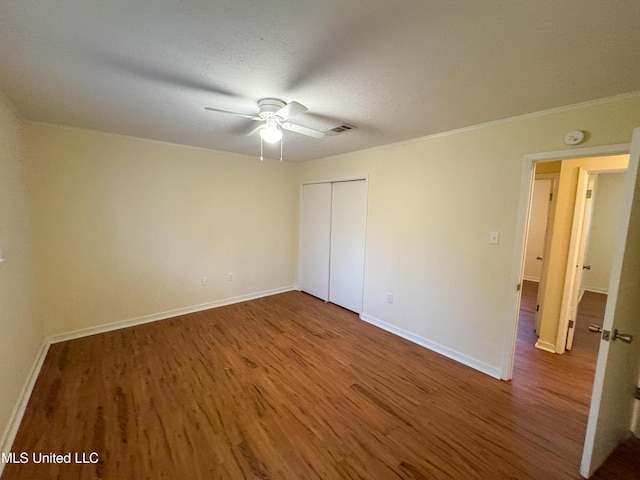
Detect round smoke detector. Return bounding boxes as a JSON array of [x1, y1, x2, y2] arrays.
[[564, 130, 585, 146]]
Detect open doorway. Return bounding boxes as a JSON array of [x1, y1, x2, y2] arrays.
[[504, 131, 640, 477], [511, 154, 630, 475], [521, 169, 627, 354], [529, 155, 629, 355], [521, 155, 628, 354], [522, 165, 559, 337]]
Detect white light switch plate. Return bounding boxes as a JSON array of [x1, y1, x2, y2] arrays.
[[489, 231, 500, 245]]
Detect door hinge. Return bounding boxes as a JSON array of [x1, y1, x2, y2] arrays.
[[516, 283, 521, 291], [586, 189, 593, 199], [536, 304, 540, 312], [636, 387, 640, 400], [568, 320, 575, 328], [549, 192, 553, 201]]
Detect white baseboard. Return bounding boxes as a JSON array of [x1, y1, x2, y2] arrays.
[[359, 313, 502, 380], [49, 285, 297, 344], [582, 286, 608, 295], [0, 338, 50, 477], [579, 287, 608, 305], [535, 340, 557, 353]]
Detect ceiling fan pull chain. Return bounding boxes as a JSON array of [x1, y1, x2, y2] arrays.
[[260, 136, 264, 161]]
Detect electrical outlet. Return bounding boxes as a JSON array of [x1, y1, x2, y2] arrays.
[[201, 276, 208, 286], [386, 292, 394, 304]]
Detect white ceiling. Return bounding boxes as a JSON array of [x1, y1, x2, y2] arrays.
[[1, 1, 639, 162]]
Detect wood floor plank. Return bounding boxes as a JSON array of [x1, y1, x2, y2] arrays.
[[2, 283, 637, 479]]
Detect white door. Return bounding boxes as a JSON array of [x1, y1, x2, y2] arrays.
[[562, 170, 596, 350], [329, 180, 367, 313], [534, 177, 558, 335], [299, 183, 332, 301], [581, 128, 640, 477], [524, 178, 552, 281]]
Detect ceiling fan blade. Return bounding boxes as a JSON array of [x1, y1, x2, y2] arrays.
[[205, 107, 260, 120], [276, 101, 308, 120], [88, 48, 241, 99], [247, 124, 264, 136], [281, 122, 325, 138]]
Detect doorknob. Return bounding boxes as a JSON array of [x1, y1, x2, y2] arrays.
[[583, 265, 591, 270], [612, 329, 633, 344], [536, 256, 543, 261], [588, 324, 602, 333]]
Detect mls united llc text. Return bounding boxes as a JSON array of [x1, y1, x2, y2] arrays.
[[2, 451, 99, 464]]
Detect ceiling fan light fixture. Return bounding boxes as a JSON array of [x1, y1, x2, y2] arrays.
[[260, 123, 282, 144], [204, 98, 326, 158]]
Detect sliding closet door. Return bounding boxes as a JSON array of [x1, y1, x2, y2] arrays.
[[299, 183, 332, 301], [329, 180, 366, 313]]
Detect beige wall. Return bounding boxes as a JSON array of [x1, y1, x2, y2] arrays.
[[298, 93, 640, 375], [24, 124, 299, 336], [536, 161, 561, 175], [582, 172, 627, 293], [0, 95, 43, 451]]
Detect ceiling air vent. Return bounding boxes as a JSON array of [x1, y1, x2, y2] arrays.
[[324, 124, 357, 136]]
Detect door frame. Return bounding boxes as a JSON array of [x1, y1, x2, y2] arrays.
[[501, 142, 630, 381]]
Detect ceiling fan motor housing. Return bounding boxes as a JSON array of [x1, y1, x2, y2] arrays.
[[258, 98, 286, 119]]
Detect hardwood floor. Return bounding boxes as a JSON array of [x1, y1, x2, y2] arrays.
[[2, 283, 637, 479]]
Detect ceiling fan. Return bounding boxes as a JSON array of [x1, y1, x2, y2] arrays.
[[205, 98, 325, 160]]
